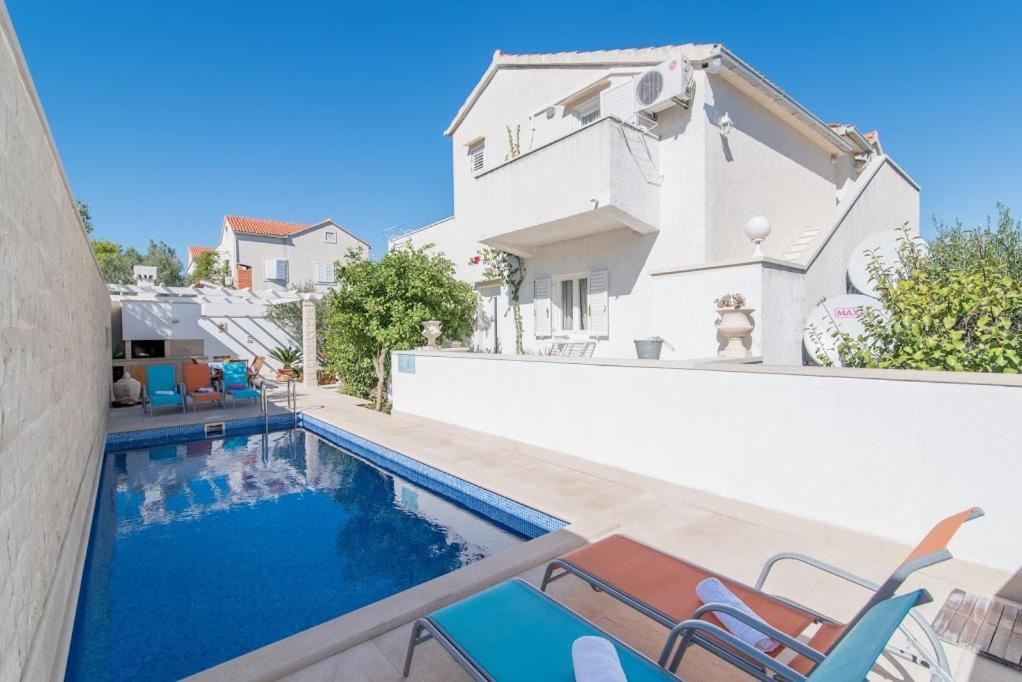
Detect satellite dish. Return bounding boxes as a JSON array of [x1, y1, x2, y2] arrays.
[[847, 229, 927, 298], [803, 294, 885, 366]]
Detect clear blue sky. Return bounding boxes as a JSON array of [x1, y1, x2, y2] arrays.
[[8, 0, 1021, 260]]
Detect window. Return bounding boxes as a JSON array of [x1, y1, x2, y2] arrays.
[[573, 97, 601, 127], [324, 231, 337, 244], [555, 276, 589, 332], [469, 140, 485, 172], [264, 258, 288, 281], [315, 262, 335, 284]]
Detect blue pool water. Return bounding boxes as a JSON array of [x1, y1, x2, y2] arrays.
[[66, 429, 527, 680]]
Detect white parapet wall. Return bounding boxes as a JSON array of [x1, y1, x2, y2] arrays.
[[392, 351, 1022, 572]]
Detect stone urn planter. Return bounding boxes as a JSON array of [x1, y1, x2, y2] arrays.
[[714, 293, 754, 358], [112, 374, 142, 405], [421, 320, 442, 350]]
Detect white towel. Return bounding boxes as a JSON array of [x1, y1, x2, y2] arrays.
[[154, 390, 175, 396], [695, 577, 780, 653], [572, 636, 626, 682], [196, 387, 214, 393]]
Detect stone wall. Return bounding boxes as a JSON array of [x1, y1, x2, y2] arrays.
[[0, 5, 111, 680]]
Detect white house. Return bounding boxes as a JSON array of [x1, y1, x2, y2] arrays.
[[390, 45, 920, 363], [190, 215, 370, 291]]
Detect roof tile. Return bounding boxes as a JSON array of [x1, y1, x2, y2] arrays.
[[225, 215, 309, 238]]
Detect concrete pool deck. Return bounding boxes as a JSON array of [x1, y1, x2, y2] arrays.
[[110, 385, 1020, 681]]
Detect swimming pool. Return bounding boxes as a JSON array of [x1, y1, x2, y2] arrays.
[[66, 423, 560, 680]]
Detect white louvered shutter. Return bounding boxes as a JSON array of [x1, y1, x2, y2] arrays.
[[587, 270, 609, 337], [265, 258, 288, 281], [315, 262, 335, 284], [534, 278, 552, 338]]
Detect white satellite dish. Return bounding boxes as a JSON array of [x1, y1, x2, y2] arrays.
[[847, 229, 927, 298], [803, 294, 885, 366]]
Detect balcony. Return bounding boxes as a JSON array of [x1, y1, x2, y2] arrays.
[[471, 118, 660, 254]]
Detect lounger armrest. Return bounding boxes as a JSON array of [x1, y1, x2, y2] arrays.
[[691, 603, 827, 663], [658, 619, 809, 681], [756, 552, 881, 593], [177, 382, 187, 396]]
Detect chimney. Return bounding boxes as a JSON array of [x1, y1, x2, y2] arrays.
[[133, 265, 157, 287], [235, 264, 253, 290]]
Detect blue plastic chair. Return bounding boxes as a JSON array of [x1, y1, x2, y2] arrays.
[[145, 365, 185, 415], [403, 578, 930, 682], [222, 361, 260, 407]]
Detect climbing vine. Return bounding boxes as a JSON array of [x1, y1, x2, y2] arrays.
[[470, 248, 526, 354]]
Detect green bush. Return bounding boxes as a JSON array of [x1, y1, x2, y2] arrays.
[[824, 207, 1022, 373]]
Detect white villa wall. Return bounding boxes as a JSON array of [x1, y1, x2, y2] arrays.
[[702, 74, 847, 261], [0, 7, 111, 679], [120, 299, 296, 370], [392, 353, 1022, 573]]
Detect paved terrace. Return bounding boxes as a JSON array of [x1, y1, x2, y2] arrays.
[[109, 386, 1019, 682]]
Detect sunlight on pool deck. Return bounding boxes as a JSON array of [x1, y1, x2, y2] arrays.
[[112, 386, 1021, 682]]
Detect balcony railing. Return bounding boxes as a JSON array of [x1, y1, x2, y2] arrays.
[[470, 117, 660, 254]]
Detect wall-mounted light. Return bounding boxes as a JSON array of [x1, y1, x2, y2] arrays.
[[744, 216, 771, 257], [217, 322, 227, 333], [717, 112, 733, 137]]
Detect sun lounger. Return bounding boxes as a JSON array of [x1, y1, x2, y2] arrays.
[[222, 361, 260, 406], [144, 365, 186, 415], [402, 577, 931, 682], [183, 363, 224, 410], [541, 508, 982, 678]]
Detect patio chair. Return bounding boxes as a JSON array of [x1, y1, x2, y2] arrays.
[[144, 365, 186, 415], [402, 577, 931, 682], [183, 363, 224, 411], [248, 356, 265, 378], [222, 361, 261, 407], [540, 507, 983, 679]]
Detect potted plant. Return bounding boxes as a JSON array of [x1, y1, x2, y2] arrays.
[[714, 293, 755, 357], [269, 345, 303, 381], [421, 320, 442, 349]]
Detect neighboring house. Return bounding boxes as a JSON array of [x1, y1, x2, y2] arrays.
[[390, 45, 920, 363], [185, 245, 216, 276], [191, 215, 370, 291]]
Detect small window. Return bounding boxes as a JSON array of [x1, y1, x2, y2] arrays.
[[264, 258, 288, 281], [469, 141, 485, 172], [555, 276, 589, 332], [324, 231, 337, 244], [315, 262, 335, 284], [573, 97, 601, 127]]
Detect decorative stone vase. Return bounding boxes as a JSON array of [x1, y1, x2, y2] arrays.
[[421, 320, 442, 350], [112, 375, 142, 405], [716, 307, 755, 357], [276, 366, 293, 382]]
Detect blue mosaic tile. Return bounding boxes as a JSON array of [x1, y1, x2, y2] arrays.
[[299, 414, 567, 538]]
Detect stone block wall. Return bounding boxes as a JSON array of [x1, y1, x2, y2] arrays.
[[0, 5, 111, 680]]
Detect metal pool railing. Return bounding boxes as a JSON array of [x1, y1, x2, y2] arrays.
[[260, 378, 299, 433]]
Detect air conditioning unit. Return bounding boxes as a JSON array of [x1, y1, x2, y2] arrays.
[[633, 58, 694, 113]]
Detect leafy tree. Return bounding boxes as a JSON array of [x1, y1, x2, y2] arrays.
[[189, 250, 231, 286], [92, 239, 142, 284], [141, 240, 186, 286], [324, 246, 476, 410], [818, 211, 1022, 373], [76, 199, 93, 234]]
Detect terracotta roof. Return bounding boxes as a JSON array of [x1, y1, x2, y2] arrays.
[[187, 245, 216, 258], [225, 215, 309, 238]]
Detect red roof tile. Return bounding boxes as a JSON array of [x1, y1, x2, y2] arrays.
[[187, 245, 216, 258], [225, 215, 310, 238]]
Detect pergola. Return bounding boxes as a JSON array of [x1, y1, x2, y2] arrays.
[[107, 284, 324, 387]]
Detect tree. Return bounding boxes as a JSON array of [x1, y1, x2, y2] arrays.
[[141, 240, 185, 286], [189, 250, 231, 285], [92, 239, 142, 284], [470, 248, 526, 354], [817, 211, 1022, 373], [324, 246, 476, 410], [76, 199, 93, 234]]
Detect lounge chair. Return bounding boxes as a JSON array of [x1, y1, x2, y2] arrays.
[[248, 356, 265, 379], [541, 507, 982, 679], [402, 577, 931, 682], [144, 365, 186, 415], [222, 361, 261, 407], [183, 363, 224, 411]]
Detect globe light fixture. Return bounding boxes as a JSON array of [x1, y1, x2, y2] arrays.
[[744, 216, 771, 257]]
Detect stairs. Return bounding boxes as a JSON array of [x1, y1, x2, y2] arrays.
[[780, 226, 822, 263]]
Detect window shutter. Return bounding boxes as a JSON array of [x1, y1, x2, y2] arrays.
[[534, 277, 552, 338], [265, 259, 288, 281], [587, 270, 609, 337], [315, 262, 335, 284]]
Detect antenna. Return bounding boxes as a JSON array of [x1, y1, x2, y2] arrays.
[[847, 229, 927, 298]]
